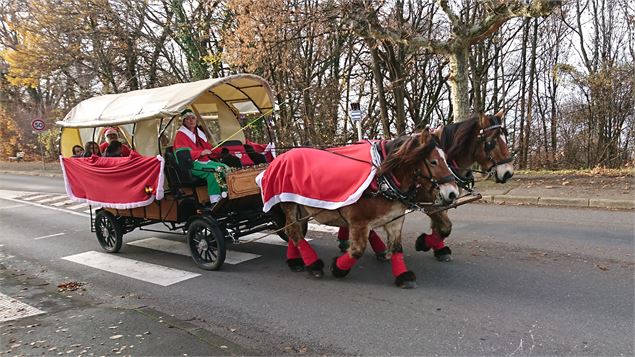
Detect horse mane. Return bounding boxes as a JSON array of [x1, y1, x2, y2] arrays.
[[444, 113, 480, 161], [379, 135, 436, 175]]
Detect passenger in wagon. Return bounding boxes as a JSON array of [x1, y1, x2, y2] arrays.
[[103, 141, 123, 157], [173, 109, 229, 204], [100, 127, 131, 156], [71, 145, 85, 157], [83, 141, 101, 157]]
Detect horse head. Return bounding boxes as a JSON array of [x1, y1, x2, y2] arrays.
[[474, 110, 514, 183], [380, 129, 459, 206]]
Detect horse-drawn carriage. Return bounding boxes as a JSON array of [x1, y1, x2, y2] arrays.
[[58, 74, 286, 271], [59, 74, 513, 288]]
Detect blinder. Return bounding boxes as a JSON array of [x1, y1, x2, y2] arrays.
[[478, 115, 513, 170]]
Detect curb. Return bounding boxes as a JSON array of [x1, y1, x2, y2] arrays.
[[486, 194, 633, 210], [0, 170, 63, 178]]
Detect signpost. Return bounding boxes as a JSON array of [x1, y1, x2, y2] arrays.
[[31, 118, 46, 132], [350, 102, 363, 141], [31, 118, 46, 170]]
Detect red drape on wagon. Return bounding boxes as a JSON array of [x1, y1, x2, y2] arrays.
[[60, 151, 165, 209]]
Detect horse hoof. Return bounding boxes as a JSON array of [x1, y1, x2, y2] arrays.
[[399, 281, 417, 289], [306, 259, 325, 279], [375, 251, 390, 262], [330, 257, 350, 278], [434, 247, 452, 262], [394, 271, 416, 289], [435, 254, 452, 262], [337, 240, 349, 253], [414, 234, 431, 252], [286, 258, 305, 272]]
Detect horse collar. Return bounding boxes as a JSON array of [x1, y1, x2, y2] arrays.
[[371, 141, 418, 208]]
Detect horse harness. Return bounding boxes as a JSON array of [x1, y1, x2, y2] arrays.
[[478, 115, 513, 170], [369, 138, 454, 209], [440, 115, 513, 189]]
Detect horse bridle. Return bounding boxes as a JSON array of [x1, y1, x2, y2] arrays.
[[477, 116, 514, 173], [373, 138, 454, 208]]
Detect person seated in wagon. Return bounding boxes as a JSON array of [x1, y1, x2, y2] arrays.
[[100, 127, 131, 156], [174, 109, 229, 204]]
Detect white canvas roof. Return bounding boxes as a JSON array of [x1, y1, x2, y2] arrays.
[[58, 74, 275, 128]]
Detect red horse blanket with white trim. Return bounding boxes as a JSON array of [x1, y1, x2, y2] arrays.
[[60, 151, 165, 209], [256, 142, 378, 212]]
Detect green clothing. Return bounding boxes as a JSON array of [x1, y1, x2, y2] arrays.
[[191, 160, 229, 196]]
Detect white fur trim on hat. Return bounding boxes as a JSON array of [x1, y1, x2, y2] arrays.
[[105, 128, 118, 137]]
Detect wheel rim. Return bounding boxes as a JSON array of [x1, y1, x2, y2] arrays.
[[191, 225, 219, 264], [98, 216, 117, 249]]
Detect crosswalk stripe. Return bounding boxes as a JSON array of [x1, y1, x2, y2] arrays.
[[19, 192, 45, 199], [34, 195, 68, 204], [66, 203, 88, 210], [308, 223, 340, 233], [238, 232, 312, 246], [127, 237, 261, 265], [0, 292, 46, 323], [62, 251, 200, 286], [22, 194, 50, 201], [51, 199, 74, 207]]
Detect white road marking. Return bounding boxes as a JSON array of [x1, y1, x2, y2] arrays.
[[67, 203, 89, 210], [239, 232, 287, 246], [308, 223, 340, 233], [21, 194, 50, 201], [62, 251, 200, 286], [35, 195, 68, 204], [33, 232, 65, 240], [127, 237, 261, 265], [0, 194, 89, 218], [0, 204, 27, 210], [51, 199, 74, 207], [0, 292, 46, 323]]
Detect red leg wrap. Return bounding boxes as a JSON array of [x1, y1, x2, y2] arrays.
[[391, 252, 408, 277], [426, 231, 445, 250], [296, 239, 319, 266], [337, 227, 349, 241], [368, 230, 387, 253], [286, 240, 301, 260], [336, 253, 357, 271]]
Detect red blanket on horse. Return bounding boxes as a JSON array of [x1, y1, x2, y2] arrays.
[[256, 142, 379, 212], [60, 151, 165, 209]]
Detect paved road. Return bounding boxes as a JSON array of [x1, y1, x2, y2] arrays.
[[0, 174, 633, 356]]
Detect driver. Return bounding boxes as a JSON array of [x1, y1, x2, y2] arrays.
[[173, 109, 229, 204], [100, 127, 131, 156]]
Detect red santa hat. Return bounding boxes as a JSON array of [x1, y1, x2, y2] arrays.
[[104, 128, 119, 138]]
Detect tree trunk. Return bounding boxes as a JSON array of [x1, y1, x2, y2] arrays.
[[447, 46, 470, 122], [523, 19, 539, 168], [368, 41, 391, 138]]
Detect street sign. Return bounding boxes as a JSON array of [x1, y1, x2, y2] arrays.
[[31, 118, 46, 132], [350, 102, 362, 122]]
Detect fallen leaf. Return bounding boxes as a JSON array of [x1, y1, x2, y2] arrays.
[[595, 264, 609, 271], [109, 335, 123, 340]]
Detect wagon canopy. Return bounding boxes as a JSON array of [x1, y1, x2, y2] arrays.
[[57, 74, 275, 128]]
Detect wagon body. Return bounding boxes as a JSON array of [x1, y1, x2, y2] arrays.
[[58, 74, 285, 270]]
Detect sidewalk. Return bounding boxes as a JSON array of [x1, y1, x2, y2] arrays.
[[475, 172, 633, 210], [0, 161, 633, 210]]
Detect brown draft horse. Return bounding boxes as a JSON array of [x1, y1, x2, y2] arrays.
[[415, 110, 515, 261], [277, 129, 459, 288]]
